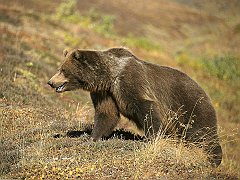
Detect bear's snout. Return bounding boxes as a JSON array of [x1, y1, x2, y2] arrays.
[[47, 71, 69, 93], [47, 80, 54, 88]]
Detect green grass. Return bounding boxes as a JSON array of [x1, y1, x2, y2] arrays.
[[176, 53, 240, 80], [122, 34, 162, 51], [55, 1, 116, 38], [201, 55, 240, 81], [175, 52, 201, 70], [63, 32, 82, 47], [55, 0, 79, 22]]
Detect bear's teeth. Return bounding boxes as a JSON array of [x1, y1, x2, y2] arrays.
[[60, 86, 63, 91], [57, 84, 64, 92]]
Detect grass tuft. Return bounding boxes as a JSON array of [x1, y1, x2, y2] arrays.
[[201, 55, 240, 81]]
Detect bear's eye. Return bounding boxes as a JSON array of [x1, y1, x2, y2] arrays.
[[61, 68, 66, 74], [73, 50, 83, 60]]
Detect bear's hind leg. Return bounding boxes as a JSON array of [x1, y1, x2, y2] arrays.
[[204, 141, 222, 167], [90, 92, 120, 141], [186, 130, 222, 167]]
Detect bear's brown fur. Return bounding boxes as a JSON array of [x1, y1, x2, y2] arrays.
[[48, 47, 222, 167]]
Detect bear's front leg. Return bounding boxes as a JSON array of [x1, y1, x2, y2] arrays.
[[90, 92, 120, 141]]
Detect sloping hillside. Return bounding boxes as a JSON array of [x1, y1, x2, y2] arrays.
[[0, 0, 239, 179], [75, 0, 240, 55], [2, 0, 239, 56]]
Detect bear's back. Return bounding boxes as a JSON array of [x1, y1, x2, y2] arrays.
[[141, 61, 207, 102], [137, 61, 216, 126]]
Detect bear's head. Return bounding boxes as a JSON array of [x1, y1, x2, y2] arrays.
[[48, 49, 111, 93]]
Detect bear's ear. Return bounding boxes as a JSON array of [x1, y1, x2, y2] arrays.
[[63, 49, 69, 57], [73, 50, 82, 60]]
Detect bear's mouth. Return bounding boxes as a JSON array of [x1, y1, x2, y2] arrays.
[[56, 83, 67, 93]]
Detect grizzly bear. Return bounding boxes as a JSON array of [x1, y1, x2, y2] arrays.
[[48, 47, 222, 167]]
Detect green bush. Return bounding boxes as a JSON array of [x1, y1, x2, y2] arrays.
[[63, 32, 81, 47], [83, 8, 116, 37], [201, 55, 240, 80], [175, 53, 201, 69], [55, 0, 79, 22], [95, 15, 115, 36], [55, 3, 115, 37], [176, 53, 240, 81], [123, 34, 162, 51]]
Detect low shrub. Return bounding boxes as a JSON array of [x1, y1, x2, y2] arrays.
[[201, 55, 240, 81]]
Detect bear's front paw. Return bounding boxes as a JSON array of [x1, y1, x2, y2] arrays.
[[89, 136, 99, 142]]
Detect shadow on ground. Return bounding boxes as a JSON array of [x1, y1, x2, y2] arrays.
[[53, 128, 145, 141]]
